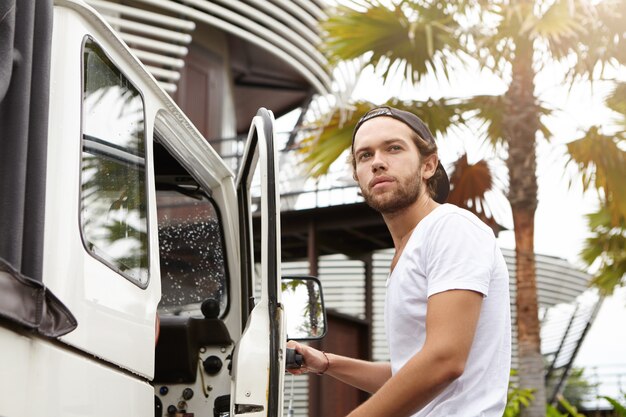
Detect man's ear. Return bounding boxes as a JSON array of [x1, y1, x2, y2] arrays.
[[421, 154, 438, 180]]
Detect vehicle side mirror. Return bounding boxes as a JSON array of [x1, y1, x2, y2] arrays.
[[281, 276, 327, 340]]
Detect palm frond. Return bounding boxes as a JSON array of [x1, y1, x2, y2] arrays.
[[473, 3, 532, 72], [298, 101, 373, 177], [554, 394, 586, 417], [459, 95, 553, 146], [605, 82, 626, 120], [600, 395, 626, 417], [447, 153, 506, 234], [530, 0, 588, 61], [580, 207, 626, 295], [462, 95, 507, 146], [560, 0, 626, 82], [321, 1, 465, 85], [593, 0, 626, 66], [566, 127, 626, 222]]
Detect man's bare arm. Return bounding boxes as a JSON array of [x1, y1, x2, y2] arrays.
[[286, 341, 391, 394], [346, 289, 484, 417], [323, 354, 391, 393]]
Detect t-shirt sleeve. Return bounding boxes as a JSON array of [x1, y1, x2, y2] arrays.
[[424, 213, 494, 298]]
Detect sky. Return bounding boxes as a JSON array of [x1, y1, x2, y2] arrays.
[[275, 54, 626, 406]]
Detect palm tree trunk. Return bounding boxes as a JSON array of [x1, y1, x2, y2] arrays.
[[306, 279, 319, 336], [513, 208, 545, 417], [504, 35, 546, 417]]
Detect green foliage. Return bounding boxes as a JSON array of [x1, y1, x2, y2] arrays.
[[505, 373, 626, 416], [473, 2, 532, 72], [602, 394, 626, 417], [567, 80, 626, 295], [546, 404, 567, 417], [552, 394, 586, 417], [299, 101, 371, 177], [504, 385, 535, 417], [505, 388, 586, 417], [471, 0, 624, 81], [568, 0, 626, 80], [322, 1, 464, 84], [606, 82, 626, 129], [580, 208, 626, 294], [503, 370, 535, 417], [567, 128, 626, 221], [561, 368, 599, 410], [459, 94, 553, 146], [548, 394, 626, 417], [503, 369, 602, 417]]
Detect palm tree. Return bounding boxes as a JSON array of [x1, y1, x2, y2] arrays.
[[299, 1, 626, 415]]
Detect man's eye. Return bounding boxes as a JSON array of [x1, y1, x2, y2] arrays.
[[389, 145, 401, 151], [358, 152, 371, 160]]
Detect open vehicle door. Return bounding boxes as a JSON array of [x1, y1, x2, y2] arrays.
[[232, 108, 285, 416]]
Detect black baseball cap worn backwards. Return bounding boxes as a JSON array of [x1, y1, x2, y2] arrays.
[[351, 106, 450, 204]]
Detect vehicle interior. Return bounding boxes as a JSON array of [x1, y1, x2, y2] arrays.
[[152, 139, 234, 416]]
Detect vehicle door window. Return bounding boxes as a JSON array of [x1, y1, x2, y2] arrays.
[[156, 186, 228, 317], [80, 37, 149, 287]]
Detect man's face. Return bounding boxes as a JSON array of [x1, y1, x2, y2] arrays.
[[353, 117, 427, 214]]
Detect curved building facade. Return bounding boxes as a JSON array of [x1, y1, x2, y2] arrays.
[[85, 0, 331, 139]]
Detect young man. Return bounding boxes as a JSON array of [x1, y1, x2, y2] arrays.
[[287, 106, 511, 416]]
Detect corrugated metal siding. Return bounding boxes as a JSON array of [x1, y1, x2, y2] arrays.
[[283, 374, 310, 417]]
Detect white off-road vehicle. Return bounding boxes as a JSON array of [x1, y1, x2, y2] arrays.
[[0, 1, 326, 416]]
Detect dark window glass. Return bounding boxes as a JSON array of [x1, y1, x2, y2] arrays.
[[156, 189, 227, 317], [80, 38, 149, 286]]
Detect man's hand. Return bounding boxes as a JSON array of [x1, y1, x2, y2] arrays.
[[286, 340, 392, 393], [285, 340, 329, 375]]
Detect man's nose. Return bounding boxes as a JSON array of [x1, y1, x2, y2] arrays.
[[371, 153, 387, 172]]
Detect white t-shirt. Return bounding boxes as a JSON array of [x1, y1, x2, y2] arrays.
[[385, 204, 511, 417]]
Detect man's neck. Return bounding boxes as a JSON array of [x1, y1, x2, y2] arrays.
[[383, 195, 440, 251]]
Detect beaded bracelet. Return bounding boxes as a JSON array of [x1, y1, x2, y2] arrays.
[[317, 351, 330, 375]]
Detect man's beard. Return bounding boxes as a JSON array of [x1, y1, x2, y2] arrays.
[[361, 169, 423, 215]]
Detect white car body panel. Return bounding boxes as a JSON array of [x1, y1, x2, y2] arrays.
[[0, 327, 153, 417]]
